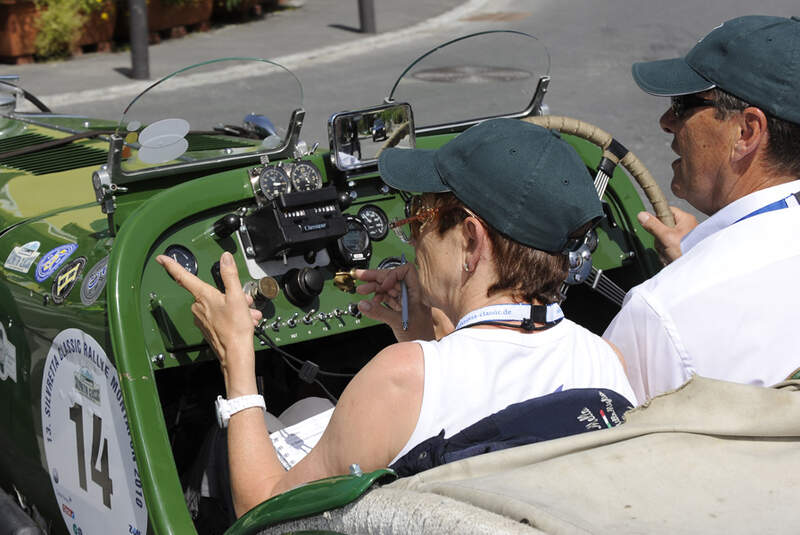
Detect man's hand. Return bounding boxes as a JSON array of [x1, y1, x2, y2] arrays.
[[354, 263, 435, 342], [156, 251, 262, 395], [637, 206, 698, 265]]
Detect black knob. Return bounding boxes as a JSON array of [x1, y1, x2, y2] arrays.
[[213, 214, 241, 239], [283, 267, 324, 307]]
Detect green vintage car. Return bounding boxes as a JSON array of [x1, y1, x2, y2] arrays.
[[0, 32, 681, 535]]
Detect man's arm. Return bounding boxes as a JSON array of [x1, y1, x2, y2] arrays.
[[604, 288, 692, 402]]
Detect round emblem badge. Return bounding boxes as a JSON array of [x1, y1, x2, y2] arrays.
[[80, 256, 109, 306], [36, 243, 78, 282], [41, 329, 148, 534]]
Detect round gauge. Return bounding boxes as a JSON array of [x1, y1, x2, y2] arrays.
[[333, 216, 372, 268], [377, 256, 404, 270], [357, 204, 389, 241], [163, 244, 198, 275], [291, 161, 323, 192], [259, 165, 291, 200]]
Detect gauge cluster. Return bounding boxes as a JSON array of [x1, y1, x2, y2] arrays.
[[250, 161, 324, 203]]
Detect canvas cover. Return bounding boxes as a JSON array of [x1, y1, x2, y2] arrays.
[[261, 377, 800, 534]]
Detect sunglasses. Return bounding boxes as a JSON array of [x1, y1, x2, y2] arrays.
[[390, 195, 439, 243], [670, 94, 716, 119]]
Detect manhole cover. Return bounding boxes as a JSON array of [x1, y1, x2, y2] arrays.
[[412, 66, 532, 83]]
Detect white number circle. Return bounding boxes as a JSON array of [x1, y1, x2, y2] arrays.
[[41, 329, 148, 534]]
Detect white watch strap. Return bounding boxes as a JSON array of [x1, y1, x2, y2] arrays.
[[217, 394, 266, 428]]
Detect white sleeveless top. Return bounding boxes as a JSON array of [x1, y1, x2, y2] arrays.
[[391, 319, 636, 464]]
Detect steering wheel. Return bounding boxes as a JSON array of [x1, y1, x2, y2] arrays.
[[523, 116, 675, 227]]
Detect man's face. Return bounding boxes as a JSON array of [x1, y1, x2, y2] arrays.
[[658, 92, 738, 215]]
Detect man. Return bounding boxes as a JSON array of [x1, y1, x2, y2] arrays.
[[604, 15, 800, 402]]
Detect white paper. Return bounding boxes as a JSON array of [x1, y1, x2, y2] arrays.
[[270, 407, 334, 470]]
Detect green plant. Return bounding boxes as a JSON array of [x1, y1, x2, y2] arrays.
[[33, 0, 111, 58]]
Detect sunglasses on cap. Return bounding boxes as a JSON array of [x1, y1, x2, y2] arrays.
[[670, 94, 716, 119]]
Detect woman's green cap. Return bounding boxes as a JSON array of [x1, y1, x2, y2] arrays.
[[378, 118, 602, 253]]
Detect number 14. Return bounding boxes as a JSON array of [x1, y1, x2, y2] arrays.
[[69, 403, 113, 509]]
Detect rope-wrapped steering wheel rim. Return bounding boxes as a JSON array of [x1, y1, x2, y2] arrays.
[[523, 115, 675, 227]]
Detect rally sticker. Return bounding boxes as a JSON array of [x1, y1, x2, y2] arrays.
[[4, 241, 40, 274], [80, 256, 109, 306], [41, 329, 148, 534], [51, 257, 86, 304], [0, 321, 16, 382], [36, 243, 78, 282]]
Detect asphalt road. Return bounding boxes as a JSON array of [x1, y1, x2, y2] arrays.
[[9, 0, 800, 219]]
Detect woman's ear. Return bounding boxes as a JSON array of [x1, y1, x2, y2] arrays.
[[462, 216, 489, 272]]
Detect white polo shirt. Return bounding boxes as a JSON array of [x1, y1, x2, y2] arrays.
[[604, 180, 800, 402]]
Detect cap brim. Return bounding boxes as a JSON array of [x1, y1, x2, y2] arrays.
[[378, 147, 451, 193], [632, 57, 716, 96]]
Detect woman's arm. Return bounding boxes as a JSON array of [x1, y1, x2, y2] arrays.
[[158, 253, 424, 516]]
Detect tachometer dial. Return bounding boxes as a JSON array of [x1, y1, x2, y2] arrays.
[[259, 165, 291, 200], [357, 204, 389, 241], [290, 161, 323, 191]]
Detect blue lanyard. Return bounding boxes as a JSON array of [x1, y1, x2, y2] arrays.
[[455, 303, 564, 331], [734, 191, 800, 224]]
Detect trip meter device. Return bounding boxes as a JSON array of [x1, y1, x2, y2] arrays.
[[331, 216, 372, 268], [291, 161, 323, 191]]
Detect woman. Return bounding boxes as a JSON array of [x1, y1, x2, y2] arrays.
[[158, 118, 635, 518]]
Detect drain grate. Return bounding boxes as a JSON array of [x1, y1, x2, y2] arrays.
[[186, 133, 254, 151], [1, 143, 108, 175]]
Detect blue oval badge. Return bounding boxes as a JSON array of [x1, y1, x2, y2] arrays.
[[35, 244, 78, 282]]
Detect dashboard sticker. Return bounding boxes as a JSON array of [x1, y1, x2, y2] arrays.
[[41, 329, 148, 535], [0, 321, 16, 382], [36, 243, 78, 282], [4, 241, 41, 274], [51, 257, 87, 304], [80, 256, 109, 306]]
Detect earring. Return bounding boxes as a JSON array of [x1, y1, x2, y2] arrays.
[[464, 262, 470, 272]]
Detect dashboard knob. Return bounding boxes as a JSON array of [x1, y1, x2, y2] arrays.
[[283, 267, 324, 307], [213, 214, 241, 239]]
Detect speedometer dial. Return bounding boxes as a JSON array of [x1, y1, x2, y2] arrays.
[[357, 204, 389, 241], [291, 161, 323, 191], [259, 165, 291, 200]]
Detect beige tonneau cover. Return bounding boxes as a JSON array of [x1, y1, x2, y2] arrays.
[[263, 377, 800, 534]]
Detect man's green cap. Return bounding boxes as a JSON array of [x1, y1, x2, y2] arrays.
[[378, 118, 602, 253], [632, 15, 800, 124]]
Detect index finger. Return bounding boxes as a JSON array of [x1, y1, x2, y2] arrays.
[[156, 255, 210, 298]]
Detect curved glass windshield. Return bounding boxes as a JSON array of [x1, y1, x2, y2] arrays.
[[116, 58, 303, 172], [387, 31, 549, 128]]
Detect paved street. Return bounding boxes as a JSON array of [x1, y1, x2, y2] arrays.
[[3, 0, 799, 218]]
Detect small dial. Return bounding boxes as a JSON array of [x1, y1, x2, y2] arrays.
[[357, 204, 389, 241], [290, 161, 323, 192], [163, 244, 198, 275], [332, 216, 372, 268], [259, 165, 291, 200]]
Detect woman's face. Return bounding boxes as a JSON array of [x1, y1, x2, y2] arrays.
[[412, 205, 464, 313]]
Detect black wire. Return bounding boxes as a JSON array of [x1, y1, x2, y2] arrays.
[[0, 81, 51, 112], [253, 327, 353, 403], [456, 319, 562, 333]]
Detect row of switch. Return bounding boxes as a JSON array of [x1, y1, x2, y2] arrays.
[[264, 303, 361, 332]]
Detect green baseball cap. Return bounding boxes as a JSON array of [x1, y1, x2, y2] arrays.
[[632, 15, 800, 124], [378, 118, 602, 253]]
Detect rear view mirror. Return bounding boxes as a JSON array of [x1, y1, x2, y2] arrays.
[[328, 102, 415, 172]]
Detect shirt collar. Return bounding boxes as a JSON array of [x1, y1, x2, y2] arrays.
[[681, 180, 800, 253]]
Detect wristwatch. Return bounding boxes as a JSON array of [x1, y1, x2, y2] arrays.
[[215, 394, 266, 428]]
